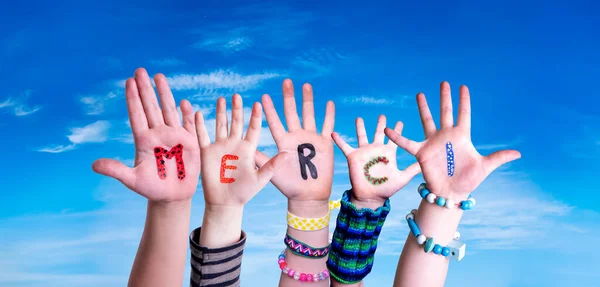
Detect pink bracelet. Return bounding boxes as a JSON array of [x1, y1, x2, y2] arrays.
[[278, 250, 330, 282]]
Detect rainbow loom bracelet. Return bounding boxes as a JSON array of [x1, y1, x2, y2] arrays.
[[278, 250, 330, 283], [284, 233, 330, 258], [405, 209, 466, 261], [417, 183, 476, 210]]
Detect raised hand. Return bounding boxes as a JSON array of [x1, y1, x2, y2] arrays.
[[92, 68, 201, 202], [384, 82, 521, 200], [196, 94, 289, 207], [256, 79, 335, 202], [332, 115, 421, 208]]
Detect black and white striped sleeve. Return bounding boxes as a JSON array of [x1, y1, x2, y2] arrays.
[[189, 227, 246, 287]]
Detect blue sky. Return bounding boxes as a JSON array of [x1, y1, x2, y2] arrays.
[[1, 0, 599, 286]]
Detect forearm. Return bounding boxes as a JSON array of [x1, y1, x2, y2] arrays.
[[128, 199, 191, 287], [199, 204, 244, 248], [279, 199, 330, 287], [330, 193, 386, 287], [393, 198, 463, 287]]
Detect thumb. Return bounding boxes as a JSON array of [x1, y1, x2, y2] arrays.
[[92, 158, 136, 189], [256, 151, 289, 189], [483, 149, 521, 176], [255, 150, 270, 168]]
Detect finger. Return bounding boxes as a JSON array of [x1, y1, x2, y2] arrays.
[[230, 94, 244, 139], [321, 101, 335, 136], [194, 111, 211, 147], [440, 81, 454, 128], [373, 114, 387, 144], [331, 132, 355, 156], [483, 150, 521, 176], [262, 94, 286, 142], [134, 68, 164, 128], [417, 93, 437, 137], [154, 74, 179, 127], [387, 121, 404, 147], [402, 162, 422, 180], [92, 159, 136, 190], [257, 152, 289, 190], [245, 102, 262, 145], [384, 127, 422, 155], [125, 78, 148, 135], [215, 97, 228, 141], [180, 99, 196, 135], [302, 83, 317, 131], [356, 117, 369, 147], [457, 85, 471, 130], [255, 150, 270, 168], [282, 79, 302, 132]]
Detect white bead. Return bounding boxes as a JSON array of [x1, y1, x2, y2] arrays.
[[406, 213, 414, 220], [426, 193, 437, 203], [447, 240, 466, 261], [468, 198, 476, 206], [454, 231, 460, 240], [416, 234, 426, 245], [293, 273, 300, 280], [445, 199, 455, 209], [411, 209, 418, 215]]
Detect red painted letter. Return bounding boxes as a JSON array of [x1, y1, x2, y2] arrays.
[[220, 154, 239, 183]]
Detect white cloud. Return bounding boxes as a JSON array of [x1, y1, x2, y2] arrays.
[[292, 48, 347, 76], [68, 121, 111, 144], [476, 137, 523, 151], [343, 96, 395, 105], [38, 121, 111, 153], [339, 133, 356, 144], [149, 58, 185, 67], [192, 36, 252, 53], [80, 92, 117, 115], [0, 91, 41, 116], [166, 70, 280, 92]]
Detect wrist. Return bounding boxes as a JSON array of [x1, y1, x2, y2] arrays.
[[287, 199, 329, 218], [414, 199, 463, 243], [349, 191, 386, 210], [199, 204, 244, 248], [148, 198, 191, 214]]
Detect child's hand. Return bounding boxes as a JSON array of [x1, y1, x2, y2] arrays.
[[385, 82, 521, 200], [256, 79, 335, 205], [332, 115, 421, 209], [196, 94, 288, 207], [92, 68, 200, 203]]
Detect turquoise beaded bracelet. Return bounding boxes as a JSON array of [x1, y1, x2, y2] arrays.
[[417, 183, 476, 210], [405, 209, 466, 261]]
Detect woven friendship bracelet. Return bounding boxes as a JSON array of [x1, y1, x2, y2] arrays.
[[284, 233, 330, 258], [286, 200, 342, 231], [326, 190, 390, 284], [417, 183, 476, 210], [405, 209, 466, 261]]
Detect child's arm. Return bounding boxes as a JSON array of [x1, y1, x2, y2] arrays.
[[256, 79, 335, 286], [92, 68, 201, 287], [328, 116, 421, 286], [190, 94, 288, 286], [386, 82, 521, 287]]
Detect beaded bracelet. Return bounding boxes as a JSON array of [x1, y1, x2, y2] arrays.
[[405, 209, 466, 261], [278, 250, 330, 283], [417, 183, 476, 210], [284, 233, 330, 259]]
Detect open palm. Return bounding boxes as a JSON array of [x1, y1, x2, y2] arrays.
[[385, 82, 521, 199], [92, 68, 201, 202], [256, 79, 335, 201], [195, 95, 288, 206], [332, 115, 421, 203]]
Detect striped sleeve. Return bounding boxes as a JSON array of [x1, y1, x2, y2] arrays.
[[189, 227, 246, 287]]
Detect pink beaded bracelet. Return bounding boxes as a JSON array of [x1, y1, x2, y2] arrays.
[[278, 250, 330, 283]]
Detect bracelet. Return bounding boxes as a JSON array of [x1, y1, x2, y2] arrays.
[[278, 250, 330, 282], [405, 209, 466, 261], [286, 200, 342, 231], [284, 233, 330, 258], [417, 183, 476, 210], [326, 190, 390, 284]]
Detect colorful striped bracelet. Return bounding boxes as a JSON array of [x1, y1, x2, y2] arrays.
[[278, 250, 330, 283], [405, 209, 466, 261], [417, 183, 476, 210], [284, 233, 330, 259]]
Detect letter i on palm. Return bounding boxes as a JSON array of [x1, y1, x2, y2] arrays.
[[332, 115, 422, 207]]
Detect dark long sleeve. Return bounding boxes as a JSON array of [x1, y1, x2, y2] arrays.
[[189, 227, 246, 287]]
